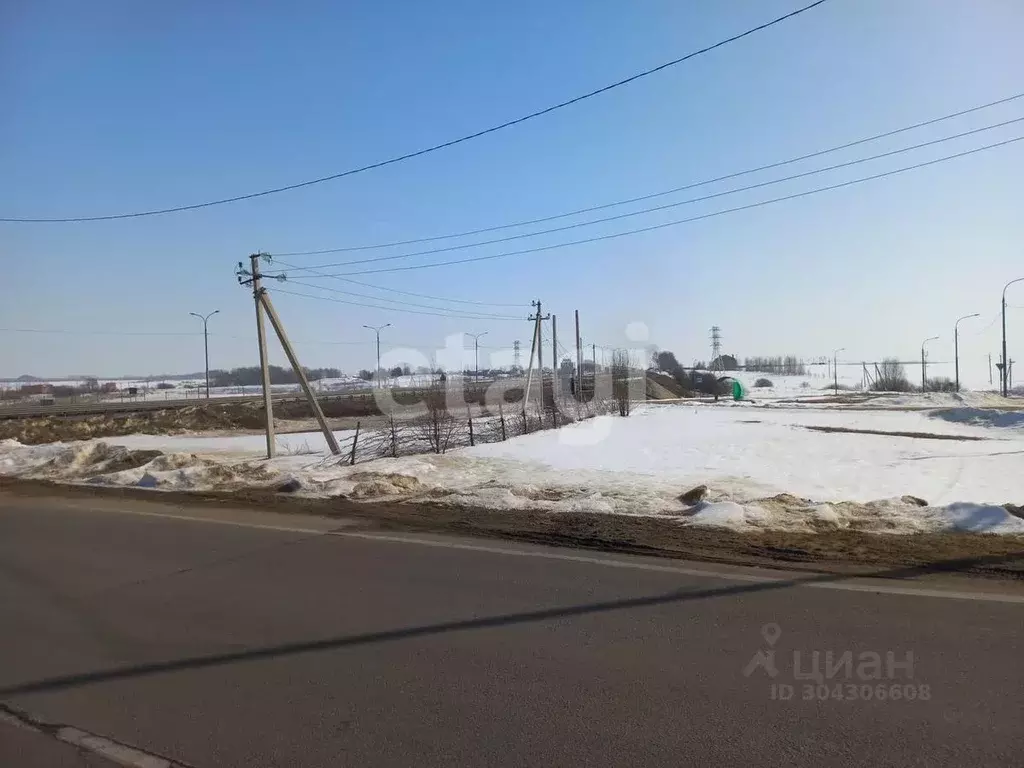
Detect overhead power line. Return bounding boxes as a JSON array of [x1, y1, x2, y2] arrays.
[[0, 328, 204, 338], [273, 258, 526, 307], [318, 134, 1024, 276], [272, 287, 524, 321], [277, 91, 1024, 256], [296, 116, 1024, 270], [971, 314, 1001, 335], [284, 277, 524, 317], [1, 1, 830, 224], [0, 326, 508, 349]]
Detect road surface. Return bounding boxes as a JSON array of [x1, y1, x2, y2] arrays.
[[1, 493, 1022, 767]]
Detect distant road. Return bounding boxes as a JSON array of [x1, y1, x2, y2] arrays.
[[1, 493, 1022, 767], [0, 391, 341, 420]]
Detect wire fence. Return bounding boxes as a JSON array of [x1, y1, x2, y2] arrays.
[[316, 396, 616, 467]]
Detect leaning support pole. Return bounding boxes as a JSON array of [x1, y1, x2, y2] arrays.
[[258, 291, 342, 455]]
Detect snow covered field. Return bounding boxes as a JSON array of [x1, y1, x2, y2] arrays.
[[2, 397, 1023, 535]]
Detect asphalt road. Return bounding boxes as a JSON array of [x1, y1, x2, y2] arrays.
[[1, 494, 1022, 767]]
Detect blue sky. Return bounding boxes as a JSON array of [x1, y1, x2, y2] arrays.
[[2, 0, 1023, 386]]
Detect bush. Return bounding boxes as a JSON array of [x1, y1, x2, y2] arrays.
[[926, 377, 956, 392], [754, 378, 773, 388], [612, 350, 633, 416], [872, 358, 911, 392], [412, 385, 466, 453], [155, 382, 175, 390]]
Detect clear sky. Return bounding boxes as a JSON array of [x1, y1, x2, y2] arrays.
[[2, 0, 1023, 387]]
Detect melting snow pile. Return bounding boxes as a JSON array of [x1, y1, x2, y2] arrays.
[[2, 401, 1023, 536]]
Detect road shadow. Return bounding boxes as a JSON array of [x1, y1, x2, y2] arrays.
[[1, 548, 1021, 698]]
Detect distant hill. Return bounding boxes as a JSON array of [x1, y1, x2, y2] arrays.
[[16, 374, 42, 382]]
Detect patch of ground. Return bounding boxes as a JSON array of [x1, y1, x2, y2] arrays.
[[4, 479, 1023, 580], [0, 388, 510, 444], [646, 372, 691, 400], [773, 393, 879, 406], [31, 444, 165, 478], [798, 425, 988, 441], [0, 403, 270, 444], [347, 472, 425, 499]]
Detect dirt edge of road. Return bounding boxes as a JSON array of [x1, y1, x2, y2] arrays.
[[3, 478, 1022, 581]]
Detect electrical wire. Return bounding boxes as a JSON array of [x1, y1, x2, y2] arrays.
[[971, 314, 1001, 335], [284, 277, 525, 317], [0, 327, 206, 337], [277, 91, 1024, 256], [273, 258, 527, 308], [293, 116, 1024, 270], [0, 326, 507, 350], [272, 287, 523, 321], [319, 134, 1024, 276], [0, 1, 829, 223]]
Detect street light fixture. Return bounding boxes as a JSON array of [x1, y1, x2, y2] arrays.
[[189, 310, 220, 399], [363, 323, 391, 388], [921, 336, 939, 391], [1002, 278, 1024, 397], [832, 347, 845, 395], [466, 332, 489, 383], [953, 313, 980, 393]]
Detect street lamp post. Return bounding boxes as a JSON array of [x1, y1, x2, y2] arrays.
[[363, 323, 391, 388], [467, 332, 488, 383], [1002, 278, 1024, 397], [921, 336, 939, 391], [832, 348, 844, 395], [953, 313, 980, 393], [189, 310, 220, 399]]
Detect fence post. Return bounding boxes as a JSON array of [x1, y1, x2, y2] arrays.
[[499, 403, 507, 441], [349, 420, 360, 465], [467, 408, 475, 447], [390, 415, 398, 458]]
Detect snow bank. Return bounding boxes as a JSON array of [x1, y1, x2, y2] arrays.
[[928, 503, 1024, 534], [2, 402, 1022, 536]]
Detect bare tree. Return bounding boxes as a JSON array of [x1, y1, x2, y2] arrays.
[[412, 385, 465, 454], [873, 358, 911, 392], [612, 349, 633, 416]]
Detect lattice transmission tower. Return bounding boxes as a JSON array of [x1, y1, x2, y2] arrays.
[[709, 326, 723, 371]]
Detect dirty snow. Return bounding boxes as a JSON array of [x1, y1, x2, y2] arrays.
[[2, 401, 1023, 535]]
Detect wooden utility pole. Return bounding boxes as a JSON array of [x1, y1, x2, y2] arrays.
[[523, 306, 541, 415], [249, 253, 276, 459], [525, 300, 549, 414], [259, 291, 342, 455], [551, 314, 558, 399], [574, 310, 582, 393]]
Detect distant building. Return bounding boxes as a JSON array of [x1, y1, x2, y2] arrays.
[[710, 354, 739, 371]]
